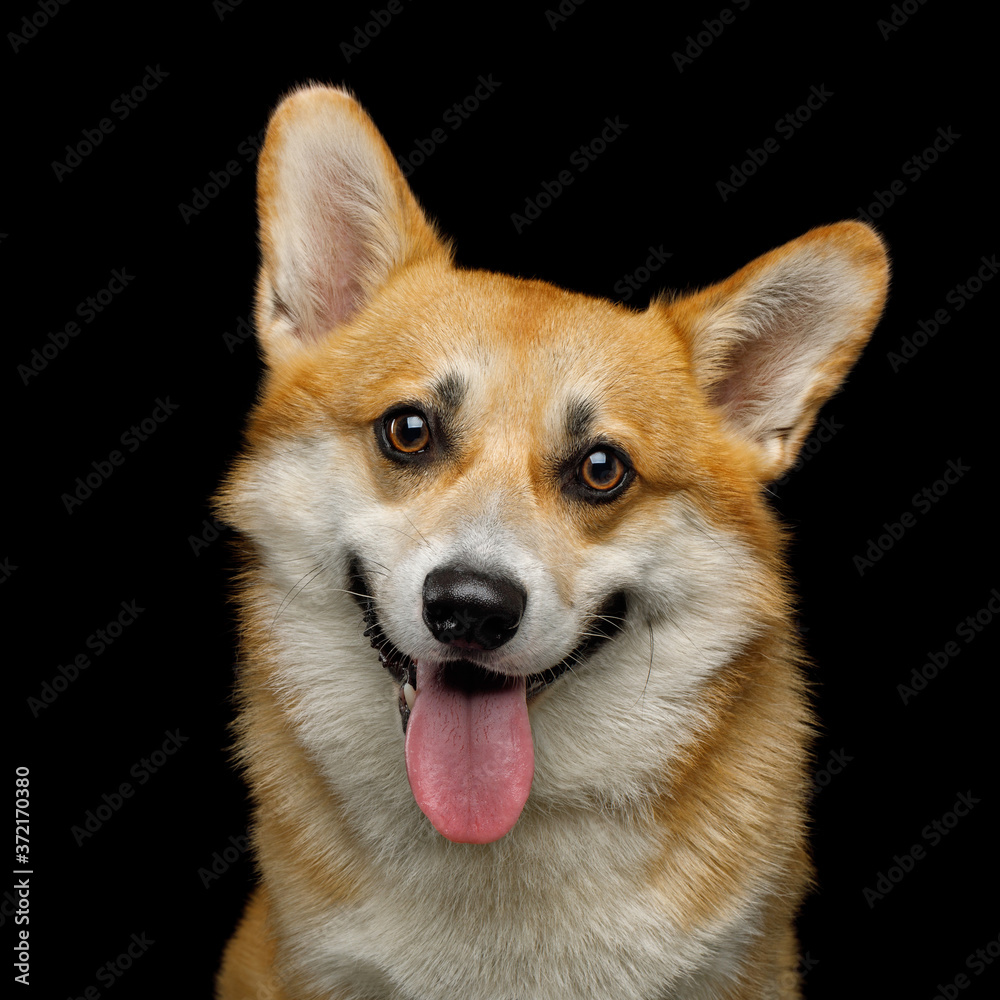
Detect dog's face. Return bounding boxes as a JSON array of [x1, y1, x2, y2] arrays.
[[220, 86, 888, 851]]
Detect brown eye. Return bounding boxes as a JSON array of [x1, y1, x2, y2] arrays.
[[580, 450, 626, 492], [387, 412, 430, 453]]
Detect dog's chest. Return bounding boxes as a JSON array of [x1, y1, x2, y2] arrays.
[[284, 824, 750, 1000]]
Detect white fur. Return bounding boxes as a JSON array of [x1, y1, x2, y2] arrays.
[[231, 418, 776, 997]]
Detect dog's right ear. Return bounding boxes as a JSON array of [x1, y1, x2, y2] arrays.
[[254, 85, 450, 364], [658, 222, 889, 482]]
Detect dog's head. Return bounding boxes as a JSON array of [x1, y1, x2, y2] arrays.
[[220, 86, 888, 847]]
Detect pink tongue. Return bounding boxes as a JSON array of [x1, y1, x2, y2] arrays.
[[404, 661, 534, 844]]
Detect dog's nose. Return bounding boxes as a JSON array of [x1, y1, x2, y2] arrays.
[[422, 566, 526, 650]]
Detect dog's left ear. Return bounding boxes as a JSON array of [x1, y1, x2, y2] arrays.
[[254, 85, 450, 365], [659, 221, 889, 482]]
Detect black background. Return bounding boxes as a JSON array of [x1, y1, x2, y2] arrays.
[[6, 2, 996, 998]]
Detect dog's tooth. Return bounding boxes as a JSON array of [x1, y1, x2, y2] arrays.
[[403, 682, 416, 711]]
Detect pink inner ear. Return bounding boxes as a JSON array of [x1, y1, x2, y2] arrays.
[[707, 324, 799, 434], [284, 191, 372, 342]]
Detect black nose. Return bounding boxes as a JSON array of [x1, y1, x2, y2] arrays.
[[422, 566, 526, 650]]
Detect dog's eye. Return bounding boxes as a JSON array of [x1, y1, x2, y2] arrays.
[[386, 411, 430, 454], [579, 449, 627, 493]]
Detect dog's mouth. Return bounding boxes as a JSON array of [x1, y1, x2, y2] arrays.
[[349, 558, 625, 844], [349, 560, 627, 729]]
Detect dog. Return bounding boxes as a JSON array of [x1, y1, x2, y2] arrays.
[[215, 85, 889, 999]]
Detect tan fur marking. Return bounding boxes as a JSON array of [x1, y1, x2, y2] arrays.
[[216, 886, 291, 1000], [647, 633, 813, 931]]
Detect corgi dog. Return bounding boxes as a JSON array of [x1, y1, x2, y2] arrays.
[[215, 85, 889, 1000]]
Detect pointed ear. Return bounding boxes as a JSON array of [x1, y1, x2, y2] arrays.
[[660, 221, 889, 481], [254, 85, 451, 364]]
